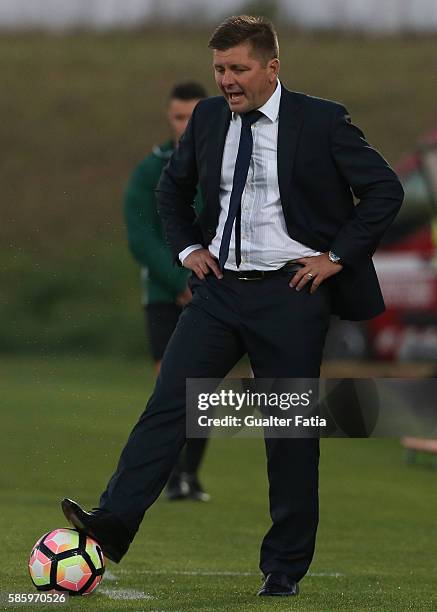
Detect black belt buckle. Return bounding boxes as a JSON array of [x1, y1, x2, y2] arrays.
[[237, 270, 265, 280], [236, 270, 266, 281]]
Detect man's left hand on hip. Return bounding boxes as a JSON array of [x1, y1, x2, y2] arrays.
[[290, 253, 343, 294]]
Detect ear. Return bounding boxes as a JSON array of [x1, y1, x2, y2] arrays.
[[268, 58, 280, 81]]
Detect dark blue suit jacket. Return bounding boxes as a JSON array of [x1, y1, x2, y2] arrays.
[[156, 86, 404, 321]]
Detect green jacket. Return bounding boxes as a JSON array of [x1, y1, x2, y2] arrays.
[[124, 140, 203, 304]]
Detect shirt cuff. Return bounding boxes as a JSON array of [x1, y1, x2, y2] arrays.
[[179, 244, 203, 265]]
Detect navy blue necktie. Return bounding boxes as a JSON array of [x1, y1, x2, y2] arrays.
[[218, 110, 262, 270]]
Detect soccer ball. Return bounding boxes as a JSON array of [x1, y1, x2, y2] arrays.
[[29, 528, 105, 596]]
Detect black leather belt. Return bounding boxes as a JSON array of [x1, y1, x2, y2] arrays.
[[222, 262, 304, 281]]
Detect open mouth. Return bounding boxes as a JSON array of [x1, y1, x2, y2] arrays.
[[228, 92, 244, 103]]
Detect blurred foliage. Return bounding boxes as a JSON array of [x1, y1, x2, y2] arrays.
[[1, 28, 436, 355], [0, 244, 147, 357]]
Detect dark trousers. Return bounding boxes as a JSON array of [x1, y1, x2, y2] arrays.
[[100, 270, 331, 581], [145, 301, 208, 477]]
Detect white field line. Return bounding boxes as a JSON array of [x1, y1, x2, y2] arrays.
[[99, 587, 155, 601], [104, 569, 119, 581], [110, 569, 344, 578], [100, 571, 343, 601]]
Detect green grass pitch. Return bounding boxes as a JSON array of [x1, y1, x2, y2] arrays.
[[1, 357, 436, 610]]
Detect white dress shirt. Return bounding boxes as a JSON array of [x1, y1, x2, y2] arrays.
[[179, 81, 320, 270]]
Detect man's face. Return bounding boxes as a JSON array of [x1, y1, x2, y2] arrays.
[[213, 42, 279, 114], [167, 98, 201, 143]]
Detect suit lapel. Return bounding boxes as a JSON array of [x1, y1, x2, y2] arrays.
[[207, 102, 231, 211], [277, 88, 304, 215]]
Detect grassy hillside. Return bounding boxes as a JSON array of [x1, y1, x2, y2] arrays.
[[2, 29, 436, 252], [1, 29, 436, 353]]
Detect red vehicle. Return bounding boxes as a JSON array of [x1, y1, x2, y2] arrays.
[[326, 130, 437, 360]]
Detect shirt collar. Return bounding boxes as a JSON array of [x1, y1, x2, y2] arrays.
[[232, 79, 281, 123]]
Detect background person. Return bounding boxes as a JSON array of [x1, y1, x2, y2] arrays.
[[124, 81, 210, 502]]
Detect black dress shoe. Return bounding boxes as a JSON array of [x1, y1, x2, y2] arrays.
[[257, 573, 299, 596], [183, 473, 211, 502], [166, 470, 190, 500], [61, 498, 131, 563]]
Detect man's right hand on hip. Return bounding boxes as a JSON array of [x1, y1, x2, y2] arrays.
[[183, 248, 223, 280]]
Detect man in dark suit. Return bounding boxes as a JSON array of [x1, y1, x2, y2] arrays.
[[61, 15, 404, 597]]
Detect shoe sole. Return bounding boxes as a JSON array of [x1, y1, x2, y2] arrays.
[[257, 583, 299, 597], [61, 499, 121, 564], [188, 492, 211, 502], [257, 591, 299, 596]]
